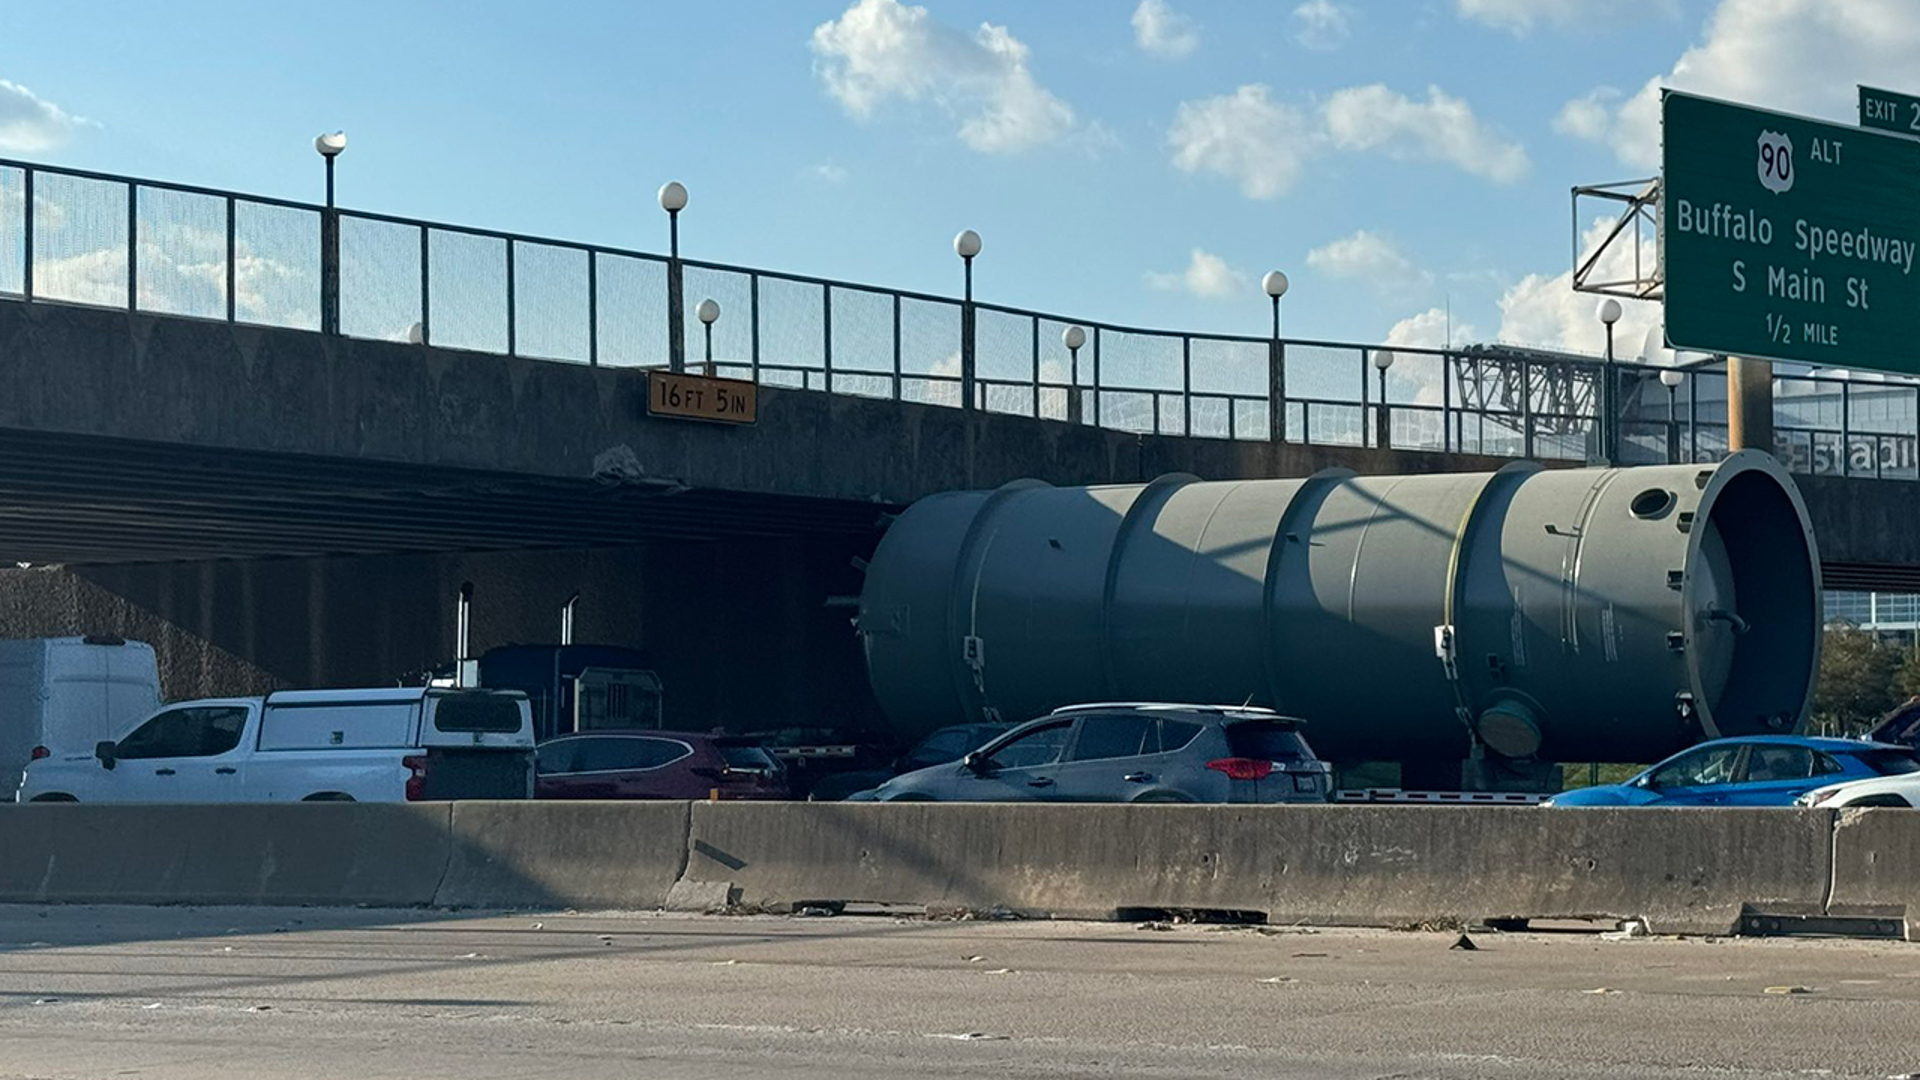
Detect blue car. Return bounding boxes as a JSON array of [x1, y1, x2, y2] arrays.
[[1545, 735, 1920, 807]]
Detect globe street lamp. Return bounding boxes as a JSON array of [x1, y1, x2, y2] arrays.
[[1063, 324, 1087, 425], [659, 181, 689, 370], [696, 297, 720, 376], [1263, 271, 1289, 441], [658, 181, 688, 257], [315, 131, 347, 207], [1262, 270, 1289, 336], [954, 229, 982, 297], [315, 132, 347, 337], [1596, 297, 1623, 464], [1372, 348, 1395, 449], [955, 230, 982, 409], [1661, 366, 1684, 463]]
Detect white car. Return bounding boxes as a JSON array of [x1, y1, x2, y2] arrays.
[[1796, 771, 1920, 809], [18, 686, 534, 803]]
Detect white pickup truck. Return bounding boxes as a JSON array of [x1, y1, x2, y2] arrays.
[[16, 686, 534, 803]]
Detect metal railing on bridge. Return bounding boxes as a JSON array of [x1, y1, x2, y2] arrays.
[[2, 157, 1916, 477]]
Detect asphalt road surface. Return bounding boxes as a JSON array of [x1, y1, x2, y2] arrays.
[[0, 906, 1916, 1079]]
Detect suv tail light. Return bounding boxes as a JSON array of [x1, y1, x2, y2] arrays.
[[402, 754, 429, 801], [1207, 757, 1274, 781], [28, 745, 49, 761]]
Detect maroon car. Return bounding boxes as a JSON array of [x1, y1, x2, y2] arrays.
[[534, 730, 790, 800]]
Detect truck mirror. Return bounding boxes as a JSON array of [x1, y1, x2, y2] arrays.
[[94, 741, 117, 770]]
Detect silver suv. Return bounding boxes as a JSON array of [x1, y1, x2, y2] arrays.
[[864, 703, 1331, 804]]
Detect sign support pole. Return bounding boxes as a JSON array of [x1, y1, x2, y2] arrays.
[[1727, 356, 1773, 453]]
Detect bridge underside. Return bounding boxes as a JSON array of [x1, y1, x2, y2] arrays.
[[0, 429, 885, 566]]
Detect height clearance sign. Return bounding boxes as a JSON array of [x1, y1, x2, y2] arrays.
[[1663, 90, 1920, 374]]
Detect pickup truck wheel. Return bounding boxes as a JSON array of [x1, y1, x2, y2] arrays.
[[28, 793, 77, 802], [302, 792, 355, 802], [1846, 794, 1912, 808]]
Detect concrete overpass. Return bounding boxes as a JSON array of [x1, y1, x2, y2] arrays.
[[0, 298, 1910, 569]]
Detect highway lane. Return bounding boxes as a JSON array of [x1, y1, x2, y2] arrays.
[[0, 906, 1915, 1079]]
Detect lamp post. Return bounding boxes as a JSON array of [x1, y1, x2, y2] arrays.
[[955, 229, 981, 411], [1596, 297, 1623, 464], [1063, 324, 1086, 425], [1661, 367, 1684, 463], [1263, 270, 1289, 442], [1372, 348, 1394, 449], [315, 131, 346, 336], [659, 181, 689, 372], [696, 297, 720, 376]]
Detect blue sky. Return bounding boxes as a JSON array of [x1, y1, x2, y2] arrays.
[[3, 0, 1916, 357]]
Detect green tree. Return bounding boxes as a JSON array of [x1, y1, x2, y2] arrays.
[[1811, 622, 1904, 736], [1896, 645, 1920, 704]]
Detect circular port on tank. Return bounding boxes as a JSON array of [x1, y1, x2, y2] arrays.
[[1687, 452, 1820, 739], [1476, 699, 1543, 759], [1629, 488, 1676, 519]]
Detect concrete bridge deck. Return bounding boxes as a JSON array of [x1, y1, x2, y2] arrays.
[[0, 298, 1908, 581]]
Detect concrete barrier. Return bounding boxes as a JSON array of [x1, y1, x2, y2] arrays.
[[434, 801, 690, 909], [682, 803, 1834, 935], [0, 802, 1859, 936], [1825, 807, 1920, 937], [0, 803, 452, 906]]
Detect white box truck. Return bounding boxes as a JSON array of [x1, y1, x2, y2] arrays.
[[0, 637, 162, 792]]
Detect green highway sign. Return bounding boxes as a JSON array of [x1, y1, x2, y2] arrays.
[[1860, 84, 1920, 138], [1663, 90, 1920, 375]]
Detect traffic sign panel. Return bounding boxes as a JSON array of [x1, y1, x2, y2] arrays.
[[1859, 84, 1920, 139], [1663, 90, 1920, 375]]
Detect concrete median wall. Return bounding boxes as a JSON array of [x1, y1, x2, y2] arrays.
[[0, 803, 451, 906], [0, 802, 1912, 938], [1826, 807, 1920, 936], [433, 801, 689, 910], [680, 803, 1836, 935]]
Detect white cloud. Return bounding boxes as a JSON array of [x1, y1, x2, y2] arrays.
[[1306, 230, 1426, 285], [32, 231, 312, 328], [1291, 0, 1352, 50], [0, 80, 91, 153], [1494, 217, 1660, 354], [1132, 0, 1199, 59], [810, 0, 1076, 154], [1552, 87, 1619, 141], [1386, 306, 1480, 350], [1146, 248, 1249, 298], [1457, 0, 1676, 34], [1169, 82, 1526, 198], [1560, 0, 1920, 169], [1167, 85, 1319, 199], [1324, 84, 1529, 183], [807, 162, 850, 183]]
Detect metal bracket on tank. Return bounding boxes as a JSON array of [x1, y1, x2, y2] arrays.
[[1434, 624, 1479, 733], [1433, 624, 1461, 681], [1674, 692, 1698, 730]]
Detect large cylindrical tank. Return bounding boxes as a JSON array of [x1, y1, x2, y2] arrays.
[[856, 453, 1821, 764]]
